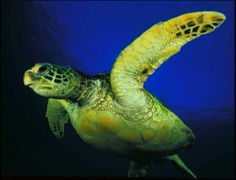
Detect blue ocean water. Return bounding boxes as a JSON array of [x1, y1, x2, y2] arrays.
[[1, 1, 234, 178]]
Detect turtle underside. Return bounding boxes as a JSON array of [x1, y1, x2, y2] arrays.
[[52, 73, 195, 161]]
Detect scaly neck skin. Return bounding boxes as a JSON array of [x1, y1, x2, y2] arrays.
[[68, 72, 100, 105]]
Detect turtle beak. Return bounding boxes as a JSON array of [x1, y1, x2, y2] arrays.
[[23, 70, 37, 86]]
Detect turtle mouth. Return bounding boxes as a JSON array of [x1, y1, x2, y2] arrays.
[[28, 84, 54, 97], [28, 84, 53, 90], [24, 82, 33, 86], [39, 86, 53, 90]]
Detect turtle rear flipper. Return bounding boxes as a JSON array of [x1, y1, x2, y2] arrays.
[[128, 160, 149, 177], [167, 154, 197, 179], [46, 98, 69, 139], [111, 11, 226, 107]]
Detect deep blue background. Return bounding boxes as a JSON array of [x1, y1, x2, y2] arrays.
[[1, 1, 235, 178]]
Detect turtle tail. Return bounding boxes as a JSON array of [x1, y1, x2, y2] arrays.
[[167, 154, 197, 179]]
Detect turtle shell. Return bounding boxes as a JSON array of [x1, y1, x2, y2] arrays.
[[72, 109, 195, 157]]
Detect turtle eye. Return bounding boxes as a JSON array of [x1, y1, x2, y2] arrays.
[[38, 64, 50, 74]]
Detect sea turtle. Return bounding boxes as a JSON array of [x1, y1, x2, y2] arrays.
[[23, 11, 225, 178]]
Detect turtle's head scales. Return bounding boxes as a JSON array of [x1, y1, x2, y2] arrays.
[[23, 63, 79, 98]]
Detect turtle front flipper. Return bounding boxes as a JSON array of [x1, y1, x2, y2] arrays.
[[111, 11, 225, 107], [46, 98, 69, 139]]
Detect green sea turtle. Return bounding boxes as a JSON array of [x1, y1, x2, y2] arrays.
[[23, 11, 225, 178]]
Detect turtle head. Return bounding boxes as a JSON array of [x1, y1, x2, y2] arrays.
[[23, 63, 80, 98]]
